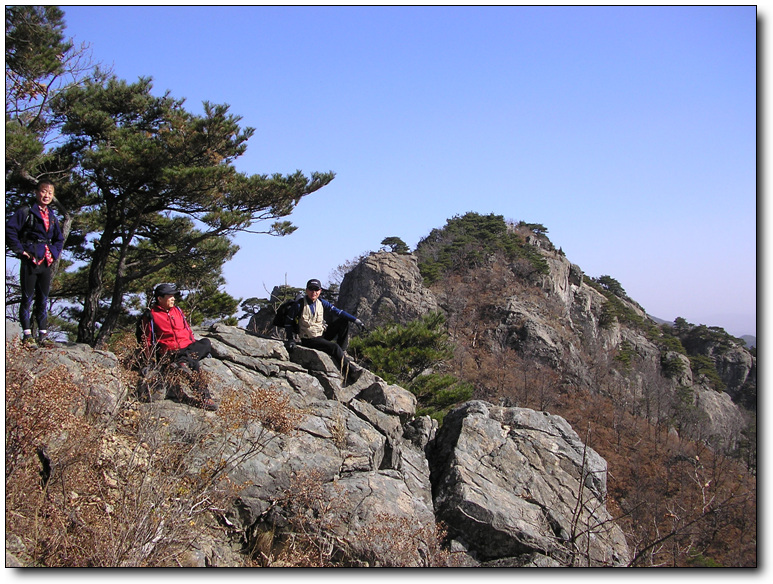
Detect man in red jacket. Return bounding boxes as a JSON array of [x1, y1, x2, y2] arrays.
[[142, 283, 215, 410]]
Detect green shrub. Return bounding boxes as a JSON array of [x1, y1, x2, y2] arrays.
[[411, 373, 473, 422], [689, 354, 725, 391], [349, 313, 471, 421], [660, 354, 686, 379], [415, 212, 549, 285]]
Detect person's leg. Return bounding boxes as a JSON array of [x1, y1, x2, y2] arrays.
[[174, 338, 212, 371], [18, 260, 37, 335], [34, 264, 53, 336], [170, 339, 214, 406], [323, 317, 350, 350], [301, 335, 346, 365]]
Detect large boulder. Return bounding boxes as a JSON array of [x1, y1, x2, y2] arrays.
[[429, 401, 631, 567], [338, 251, 439, 328]]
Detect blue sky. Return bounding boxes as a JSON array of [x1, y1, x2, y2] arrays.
[[58, 5, 757, 336]]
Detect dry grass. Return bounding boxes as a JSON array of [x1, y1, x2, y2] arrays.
[[5, 337, 304, 567], [244, 468, 466, 567], [6, 332, 468, 567]]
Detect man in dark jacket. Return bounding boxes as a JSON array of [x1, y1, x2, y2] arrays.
[[5, 181, 65, 347], [284, 279, 365, 368]]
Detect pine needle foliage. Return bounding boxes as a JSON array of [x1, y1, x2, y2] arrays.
[[415, 212, 549, 285], [349, 312, 472, 421]]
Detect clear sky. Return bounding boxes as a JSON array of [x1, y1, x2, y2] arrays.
[[58, 5, 757, 337]]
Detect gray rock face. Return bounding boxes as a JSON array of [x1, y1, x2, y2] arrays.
[[429, 401, 630, 567], [712, 345, 754, 395], [338, 251, 439, 328], [7, 322, 629, 567], [12, 341, 127, 417], [419, 237, 751, 449]]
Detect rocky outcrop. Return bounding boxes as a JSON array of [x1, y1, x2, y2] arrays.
[[430, 401, 630, 567], [338, 251, 438, 328], [9, 334, 128, 417], [334, 246, 751, 451], [692, 385, 748, 449], [6, 322, 630, 567], [711, 344, 754, 397]]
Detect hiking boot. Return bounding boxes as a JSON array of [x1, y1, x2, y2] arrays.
[[21, 334, 37, 348], [170, 361, 193, 375], [201, 398, 218, 411], [37, 335, 56, 348]]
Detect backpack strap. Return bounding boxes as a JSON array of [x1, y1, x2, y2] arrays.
[[19, 206, 34, 238], [145, 309, 156, 344]]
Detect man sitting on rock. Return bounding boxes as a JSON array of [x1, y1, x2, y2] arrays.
[[284, 279, 365, 370], [140, 283, 216, 410]]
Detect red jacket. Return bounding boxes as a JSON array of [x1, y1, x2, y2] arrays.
[[144, 305, 195, 353]]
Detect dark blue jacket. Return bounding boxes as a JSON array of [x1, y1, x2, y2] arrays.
[[5, 203, 65, 263]]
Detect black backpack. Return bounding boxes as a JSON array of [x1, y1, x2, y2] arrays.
[[272, 297, 301, 329], [19, 206, 36, 238]]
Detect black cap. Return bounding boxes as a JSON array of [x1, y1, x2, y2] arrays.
[[154, 283, 178, 298], [306, 279, 322, 291]]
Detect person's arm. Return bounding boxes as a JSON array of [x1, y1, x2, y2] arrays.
[[5, 209, 26, 258], [176, 307, 196, 344], [321, 299, 364, 328]]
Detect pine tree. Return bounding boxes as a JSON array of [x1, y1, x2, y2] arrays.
[[349, 312, 472, 420], [47, 74, 334, 346], [380, 236, 410, 254]]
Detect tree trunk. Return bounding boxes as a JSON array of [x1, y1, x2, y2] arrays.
[[76, 222, 116, 345], [94, 237, 132, 349], [93, 280, 124, 350], [51, 198, 71, 280]]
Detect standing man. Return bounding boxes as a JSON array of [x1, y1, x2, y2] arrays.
[[5, 180, 65, 347], [284, 278, 365, 368]]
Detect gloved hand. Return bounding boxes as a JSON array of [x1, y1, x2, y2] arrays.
[[286, 340, 296, 352], [355, 319, 366, 331]]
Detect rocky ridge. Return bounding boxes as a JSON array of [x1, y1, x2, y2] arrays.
[[337, 250, 752, 451], [6, 320, 630, 567]]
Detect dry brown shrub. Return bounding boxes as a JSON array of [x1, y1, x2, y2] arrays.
[[6, 339, 112, 565], [253, 470, 466, 568], [553, 389, 757, 567], [218, 385, 303, 435], [357, 512, 467, 567], [271, 469, 348, 567], [5, 338, 304, 567]]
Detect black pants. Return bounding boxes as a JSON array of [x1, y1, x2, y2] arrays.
[[172, 338, 212, 371], [19, 259, 53, 332], [301, 318, 350, 366]]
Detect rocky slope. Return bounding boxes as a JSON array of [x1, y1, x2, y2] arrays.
[[6, 322, 630, 567], [337, 249, 753, 452]]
